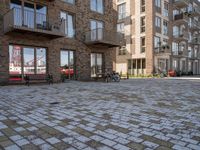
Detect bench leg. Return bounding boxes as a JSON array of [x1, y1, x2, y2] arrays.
[[25, 80, 29, 86]]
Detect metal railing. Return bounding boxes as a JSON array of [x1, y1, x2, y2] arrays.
[[4, 7, 65, 35], [173, 31, 188, 40], [118, 12, 130, 20], [191, 36, 200, 44], [84, 28, 125, 46], [192, 6, 200, 14], [173, 0, 190, 5], [172, 50, 184, 56]]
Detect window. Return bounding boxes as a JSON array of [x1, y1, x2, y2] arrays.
[[163, 1, 169, 17], [154, 36, 161, 48], [141, 17, 145, 33], [141, 37, 146, 53], [60, 11, 75, 38], [163, 20, 168, 35], [90, 0, 104, 14], [173, 60, 178, 70], [172, 42, 179, 53], [61, 0, 75, 4], [163, 38, 168, 45], [9, 45, 47, 80], [155, 16, 161, 27], [60, 50, 75, 80], [90, 20, 104, 41], [141, 0, 145, 12], [117, 23, 125, 33], [118, 3, 126, 19], [118, 46, 126, 55], [155, 0, 161, 8], [91, 53, 103, 77], [10, 0, 47, 29]]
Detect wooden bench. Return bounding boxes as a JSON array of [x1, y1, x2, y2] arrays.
[[24, 74, 53, 86]]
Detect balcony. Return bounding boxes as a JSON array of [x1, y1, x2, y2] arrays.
[[154, 45, 171, 54], [173, 31, 188, 41], [189, 20, 200, 31], [190, 36, 200, 45], [172, 50, 185, 56], [173, 0, 189, 8], [117, 12, 131, 25], [173, 13, 188, 25], [3, 8, 65, 38], [84, 28, 125, 48], [187, 6, 200, 17]]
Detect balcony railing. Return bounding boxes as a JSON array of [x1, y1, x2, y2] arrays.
[[173, 0, 189, 8], [173, 13, 188, 25], [189, 20, 200, 30], [187, 6, 200, 17], [190, 36, 200, 45], [173, 31, 188, 41], [154, 46, 171, 54], [4, 8, 65, 38], [172, 50, 185, 56], [118, 12, 131, 24], [84, 28, 125, 47]]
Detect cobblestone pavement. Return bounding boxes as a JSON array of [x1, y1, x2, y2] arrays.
[[0, 79, 200, 150]]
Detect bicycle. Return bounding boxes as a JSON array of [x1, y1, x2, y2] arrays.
[[105, 71, 121, 83]]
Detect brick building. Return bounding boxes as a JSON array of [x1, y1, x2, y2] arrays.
[[115, 0, 200, 76], [0, 0, 124, 85]]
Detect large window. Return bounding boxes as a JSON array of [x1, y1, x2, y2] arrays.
[[91, 53, 103, 77], [140, 17, 145, 33], [90, 0, 104, 14], [90, 20, 104, 41], [141, 0, 145, 12], [154, 36, 161, 48], [9, 45, 46, 80], [128, 59, 146, 75], [163, 1, 169, 17], [155, 0, 161, 8], [60, 50, 75, 80], [117, 23, 125, 33], [155, 16, 161, 28], [10, 0, 47, 29], [163, 20, 168, 35], [118, 3, 126, 19], [60, 11, 75, 38], [141, 37, 146, 53]]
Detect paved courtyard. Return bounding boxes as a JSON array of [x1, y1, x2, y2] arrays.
[[0, 79, 200, 150]]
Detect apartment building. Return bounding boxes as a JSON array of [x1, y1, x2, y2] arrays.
[[0, 0, 124, 85], [115, 0, 200, 76]]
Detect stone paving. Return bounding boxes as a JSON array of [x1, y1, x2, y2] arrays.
[[0, 79, 200, 150]]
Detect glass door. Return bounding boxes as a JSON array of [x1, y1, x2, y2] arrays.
[[90, 20, 103, 41], [23, 47, 35, 75], [91, 53, 103, 77], [36, 4, 47, 28], [10, 0, 22, 26], [60, 50, 75, 80], [24, 2, 35, 28], [9, 45, 22, 81]]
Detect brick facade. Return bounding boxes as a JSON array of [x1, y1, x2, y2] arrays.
[[0, 0, 120, 85]]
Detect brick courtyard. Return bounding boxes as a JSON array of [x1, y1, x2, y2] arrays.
[[0, 79, 200, 150]]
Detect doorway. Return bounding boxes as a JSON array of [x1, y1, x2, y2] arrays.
[[60, 50, 75, 80], [91, 53, 103, 77]]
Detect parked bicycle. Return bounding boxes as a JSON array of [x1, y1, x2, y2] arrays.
[[105, 71, 121, 82]]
